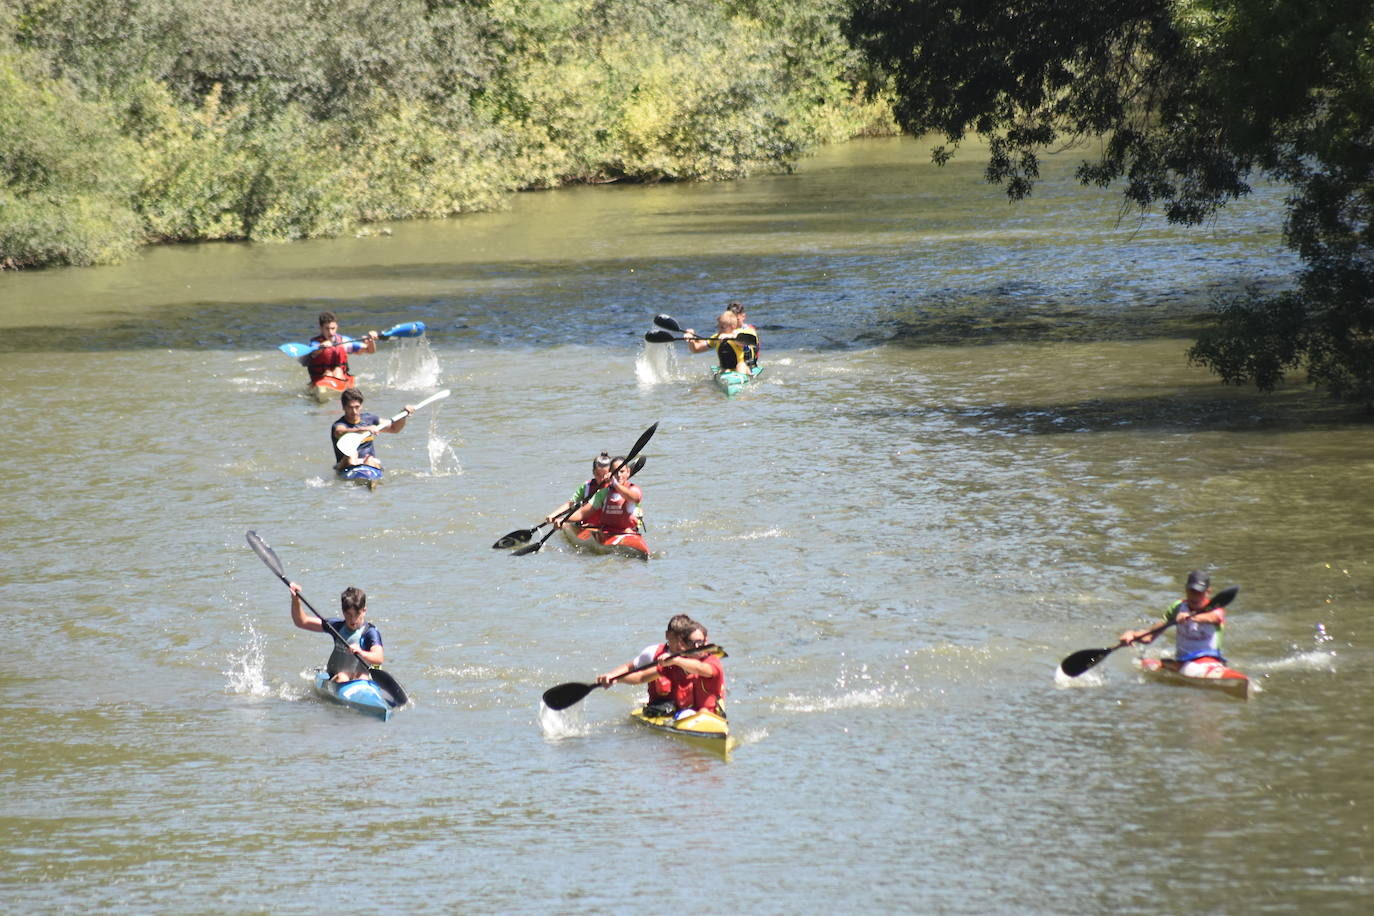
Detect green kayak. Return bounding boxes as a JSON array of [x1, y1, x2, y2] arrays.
[[711, 364, 763, 398]]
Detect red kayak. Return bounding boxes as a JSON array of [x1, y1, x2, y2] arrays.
[[1135, 657, 1252, 699], [560, 525, 650, 560], [308, 373, 355, 403]]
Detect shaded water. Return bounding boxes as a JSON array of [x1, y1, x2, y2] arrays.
[[3, 138, 1370, 914]]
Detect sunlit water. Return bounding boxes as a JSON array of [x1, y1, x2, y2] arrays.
[[3, 138, 1370, 914]]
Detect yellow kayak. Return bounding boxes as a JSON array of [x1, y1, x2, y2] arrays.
[[629, 707, 734, 756]]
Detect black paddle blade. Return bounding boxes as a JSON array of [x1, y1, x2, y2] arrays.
[[512, 540, 544, 557], [627, 422, 658, 461], [246, 530, 287, 581], [1209, 585, 1239, 608], [653, 314, 683, 332], [370, 668, 409, 707], [492, 529, 534, 549], [542, 681, 597, 711], [644, 329, 676, 343], [1060, 647, 1113, 678]]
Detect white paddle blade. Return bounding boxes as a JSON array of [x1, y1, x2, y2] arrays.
[[335, 431, 373, 458]]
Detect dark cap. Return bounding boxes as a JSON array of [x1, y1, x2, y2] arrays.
[[1185, 569, 1211, 593]]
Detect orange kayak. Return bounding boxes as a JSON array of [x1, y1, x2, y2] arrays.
[[560, 525, 649, 560], [1135, 657, 1251, 699]]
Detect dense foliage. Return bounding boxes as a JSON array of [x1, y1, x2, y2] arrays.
[[1, 0, 893, 268], [848, 0, 1374, 406]]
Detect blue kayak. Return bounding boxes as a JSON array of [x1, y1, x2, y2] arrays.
[[312, 670, 403, 721], [339, 465, 383, 489]]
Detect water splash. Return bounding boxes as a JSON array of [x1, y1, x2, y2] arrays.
[[387, 337, 443, 390], [1054, 665, 1107, 688], [424, 416, 463, 477], [1251, 622, 1339, 673], [538, 702, 594, 739], [635, 342, 683, 386], [223, 621, 274, 697]]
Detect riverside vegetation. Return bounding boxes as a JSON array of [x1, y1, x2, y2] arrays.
[[0, 0, 894, 269]]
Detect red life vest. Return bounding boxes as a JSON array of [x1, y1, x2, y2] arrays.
[[648, 643, 694, 708], [691, 653, 725, 713], [598, 486, 639, 534], [306, 335, 351, 381]]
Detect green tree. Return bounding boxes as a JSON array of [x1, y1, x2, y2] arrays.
[[848, 0, 1374, 407]]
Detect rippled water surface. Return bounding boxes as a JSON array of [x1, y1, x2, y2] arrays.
[[3, 138, 1370, 914]]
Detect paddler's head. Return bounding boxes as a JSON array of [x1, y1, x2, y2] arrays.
[[1184, 569, 1212, 608], [665, 614, 696, 651], [340, 586, 367, 625], [716, 311, 739, 335], [727, 301, 747, 325], [340, 387, 365, 424], [317, 310, 339, 340], [591, 451, 612, 484]]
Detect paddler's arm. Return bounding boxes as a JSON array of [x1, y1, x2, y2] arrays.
[[351, 637, 383, 668], [684, 329, 712, 353], [609, 479, 641, 502], [288, 583, 324, 633], [382, 406, 416, 434], [659, 653, 716, 677], [357, 331, 379, 354]]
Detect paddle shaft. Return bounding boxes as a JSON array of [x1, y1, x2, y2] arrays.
[[513, 422, 657, 556], [283, 321, 425, 359]]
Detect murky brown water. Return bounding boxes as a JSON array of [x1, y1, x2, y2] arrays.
[[3, 137, 1369, 914]]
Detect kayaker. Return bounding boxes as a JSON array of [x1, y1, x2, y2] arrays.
[[727, 301, 760, 370], [302, 310, 378, 384], [288, 582, 384, 683], [545, 452, 613, 525], [1118, 570, 1230, 675], [685, 310, 750, 374], [331, 387, 414, 474], [597, 615, 707, 717], [562, 455, 642, 536]]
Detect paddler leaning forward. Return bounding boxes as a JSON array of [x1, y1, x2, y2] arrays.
[[597, 614, 725, 718]]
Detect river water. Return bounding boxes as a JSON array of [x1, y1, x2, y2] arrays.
[[3, 137, 1370, 914]]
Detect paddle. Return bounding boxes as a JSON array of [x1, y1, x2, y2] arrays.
[[279, 321, 428, 359], [245, 530, 409, 705], [492, 456, 646, 549], [542, 644, 727, 711], [653, 314, 684, 332], [335, 388, 451, 459], [512, 421, 658, 557], [644, 329, 692, 343], [1059, 585, 1240, 678]]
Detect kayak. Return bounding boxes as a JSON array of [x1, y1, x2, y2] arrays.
[[630, 707, 733, 756], [711, 364, 762, 398], [311, 670, 403, 720], [338, 465, 383, 490], [308, 373, 355, 403], [560, 524, 650, 560], [1135, 657, 1252, 699]]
